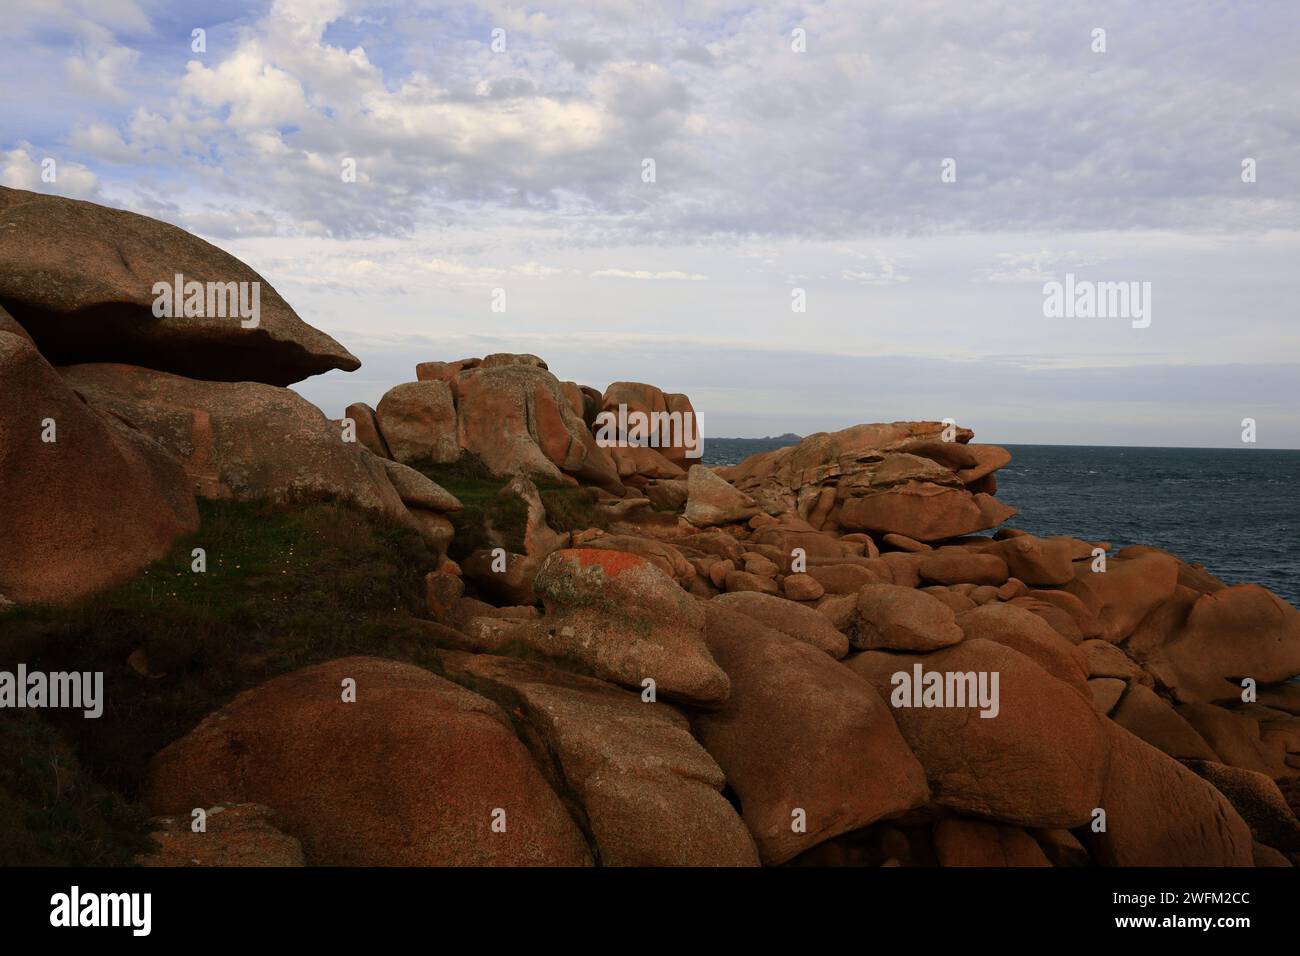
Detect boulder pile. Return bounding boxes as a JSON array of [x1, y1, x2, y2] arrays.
[[3, 191, 1298, 867]]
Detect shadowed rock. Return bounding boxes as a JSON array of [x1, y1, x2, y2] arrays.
[[439, 651, 759, 866], [0, 330, 198, 604], [0, 186, 358, 385], [692, 604, 929, 865], [144, 657, 592, 866]]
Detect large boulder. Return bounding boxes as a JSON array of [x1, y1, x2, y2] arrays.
[[838, 481, 993, 541], [850, 583, 965, 652], [58, 363, 455, 547], [719, 421, 973, 493], [932, 819, 1051, 867], [138, 804, 304, 867], [1087, 723, 1254, 866], [916, 549, 1010, 586], [599, 382, 701, 469], [718, 422, 1015, 540], [342, 402, 391, 459], [999, 535, 1076, 586], [439, 652, 759, 866], [956, 602, 1089, 692], [710, 591, 849, 658], [846, 639, 1109, 827], [1063, 551, 1179, 643], [0, 331, 199, 604], [684, 465, 760, 527], [692, 605, 929, 865], [452, 363, 620, 489], [0, 186, 358, 385], [1133, 585, 1300, 703], [374, 380, 458, 464], [1109, 683, 1218, 761], [1183, 760, 1300, 852], [144, 657, 591, 866], [523, 549, 730, 706], [1175, 703, 1287, 776], [580, 534, 693, 589]]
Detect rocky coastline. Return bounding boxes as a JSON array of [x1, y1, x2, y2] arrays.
[[2, 186, 1298, 867]]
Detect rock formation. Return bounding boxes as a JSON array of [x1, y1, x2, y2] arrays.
[[3, 193, 1298, 868]]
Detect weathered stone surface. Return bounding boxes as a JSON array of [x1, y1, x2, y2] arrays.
[[1135, 585, 1300, 703], [1079, 639, 1150, 685], [138, 804, 305, 867], [599, 382, 700, 469], [1089, 678, 1128, 715], [1175, 703, 1286, 776], [581, 533, 692, 589], [379, 458, 460, 513], [375, 380, 458, 464], [453, 363, 620, 489], [1110, 684, 1218, 761], [1087, 723, 1254, 866], [60, 363, 426, 536], [956, 602, 1089, 693], [145, 657, 592, 866], [838, 481, 988, 541], [526, 549, 730, 706], [684, 465, 759, 527], [0, 335, 198, 604], [0, 186, 358, 384], [1064, 551, 1179, 643], [804, 563, 883, 595], [343, 402, 391, 459], [692, 605, 929, 865], [782, 572, 825, 602], [999, 535, 1076, 586], [711, 591, 849, 658], [1183, 760, 1300, 852], [847, 639, 1109, 827], [917, 550, 1010, 586], [932, 819, 1051, 867], [439, 652, 759, 866], [850, 583, 965, 652]]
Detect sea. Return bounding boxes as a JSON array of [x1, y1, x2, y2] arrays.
[[702, 439, 1300, 608]]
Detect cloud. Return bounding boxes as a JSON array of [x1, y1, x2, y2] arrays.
[[12, 1, 1299, 242], [63, 22, 141, 102], [0, 144, 100, 198], [590, 268, 707, 280]]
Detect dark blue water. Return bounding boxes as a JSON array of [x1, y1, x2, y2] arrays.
[[704, 437, 801, 466], [704, 440, 1300, 607], [997, 446, 1300, 608]]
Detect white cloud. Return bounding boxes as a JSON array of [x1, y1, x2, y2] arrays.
[[63, 23, 140, 102], [0, 145, 100, 198], [590, 269, 707, 280]]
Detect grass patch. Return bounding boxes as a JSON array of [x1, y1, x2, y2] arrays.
[[0, 497, 446, 864], [410, 456, 608, 560], [0, 712, 153, 866], [0, 469, 610, 866]]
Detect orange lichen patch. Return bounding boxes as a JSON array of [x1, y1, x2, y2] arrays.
[[572, 548, 645, 576]]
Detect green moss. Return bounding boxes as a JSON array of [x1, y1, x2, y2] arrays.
[[537, 484, 607, 535], [409, 456, 607, 560], [0, 466, 613, 866], [0, 712, 153, 866], [0, 497, 448, 864]]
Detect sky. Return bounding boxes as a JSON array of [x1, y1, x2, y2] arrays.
[[2, 0, 1298, 447]]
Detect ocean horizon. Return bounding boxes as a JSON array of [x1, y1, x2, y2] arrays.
[[703, 438, 1300, 607]]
